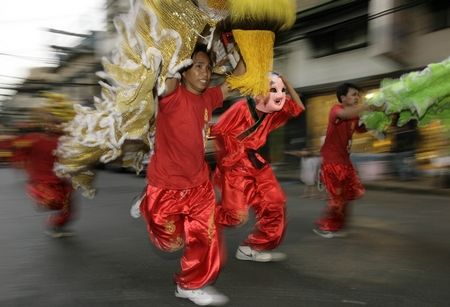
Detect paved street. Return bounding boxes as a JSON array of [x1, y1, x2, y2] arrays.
[[1, 167, 449, 307]]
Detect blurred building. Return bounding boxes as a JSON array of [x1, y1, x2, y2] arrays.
[[1, 31, 101, 129], [274, 0, 450, 175], [1, 0, 130, 130]]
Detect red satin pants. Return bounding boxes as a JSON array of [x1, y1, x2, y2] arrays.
[[215, 164, 286, 251], [140, 181, 223, 289], [27, 181, 73, 227], [316, 162, 365, 231]]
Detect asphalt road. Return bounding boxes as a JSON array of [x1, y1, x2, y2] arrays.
[[1, 168, 449, 307]]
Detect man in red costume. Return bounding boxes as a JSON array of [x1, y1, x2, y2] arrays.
[[136, 44, 244, 306], [212, 73, 304, 262], [11, 111, 75, 238], [313, 82, 369, 238]]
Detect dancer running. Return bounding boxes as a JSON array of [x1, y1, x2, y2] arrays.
[[212, 73, 304, 262], [11, 95, 75, 238], [313, 83, 369, 238], [137, 43, 244, 306]]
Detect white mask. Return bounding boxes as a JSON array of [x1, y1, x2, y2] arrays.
[[255, 74, 286, 113]]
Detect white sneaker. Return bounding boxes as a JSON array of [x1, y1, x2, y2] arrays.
[[44, 227, 74, 238], [175, 285, 229, 306], [130, 193, 144, 218], [235, 246, 287, 262], [313, 228, 347, 239]]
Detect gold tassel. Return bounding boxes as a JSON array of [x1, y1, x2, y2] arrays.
[[225, 1, 296, 96], [226, 29, 274, 97], [228, 0, 296, 31]]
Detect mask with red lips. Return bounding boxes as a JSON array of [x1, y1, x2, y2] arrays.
[[255, 73, 287, 113]]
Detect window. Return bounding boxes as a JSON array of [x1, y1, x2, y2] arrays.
[[428, 0, 450, 31], [308, 18, 368, 58]]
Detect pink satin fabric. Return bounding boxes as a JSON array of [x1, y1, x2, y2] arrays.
[[139, 181, 224, 289], [215, 158, 287, 251], [316, 162, 365, 231]]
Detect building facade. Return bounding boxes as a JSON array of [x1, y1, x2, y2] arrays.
[[274, 0, 450, 172]]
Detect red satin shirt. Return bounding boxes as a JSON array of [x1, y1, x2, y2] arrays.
[[147, 84, 223, 189], [320, 104, 362, 164]]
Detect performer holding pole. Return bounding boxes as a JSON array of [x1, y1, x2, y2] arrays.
[[137, 43, 244, 306], [313, 83, 369, 238]]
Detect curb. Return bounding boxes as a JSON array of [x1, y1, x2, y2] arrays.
[[276, 176, 450, 197], [363, 182, 450, 197]]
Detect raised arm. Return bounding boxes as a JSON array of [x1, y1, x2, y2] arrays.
[[220, 58, 246, 100], [162, 76, 180, 97], [336, 103, 370, 120], [280, 75, 305, 110]]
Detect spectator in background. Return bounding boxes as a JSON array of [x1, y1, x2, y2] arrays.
[[297, 136, 325, 199]]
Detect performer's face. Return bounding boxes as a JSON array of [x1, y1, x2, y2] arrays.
[[182, 51, 212, 95], [341, 87, 360, 107], [256, 74, 286, 113]]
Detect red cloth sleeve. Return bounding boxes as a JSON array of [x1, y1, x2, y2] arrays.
[[211, 100, 249, 168], [268, 97, 303, 131], [206, 86, 224, 111]]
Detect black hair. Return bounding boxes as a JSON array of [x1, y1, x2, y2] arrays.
[[269, 71, 280, 78], [336, 82, 360, 103], [179, 43, 214, 75], [192, 43, 213, 64]]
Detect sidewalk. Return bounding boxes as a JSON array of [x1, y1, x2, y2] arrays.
[[274, 165, 450, 197], [362, 176, 450, 196]]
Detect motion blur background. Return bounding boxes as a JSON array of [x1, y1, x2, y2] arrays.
[[1, 0, 449, 187]]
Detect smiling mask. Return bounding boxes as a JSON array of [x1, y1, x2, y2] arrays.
[[255, 74, 286, 113]]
